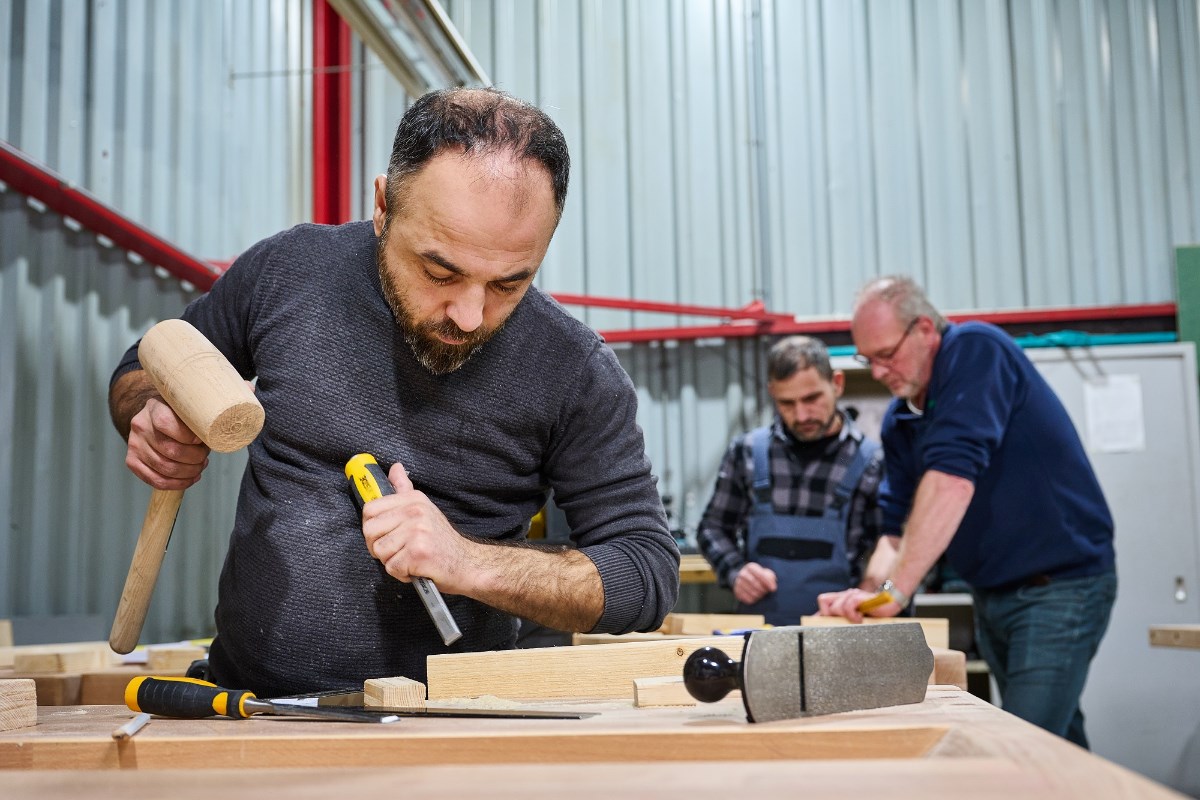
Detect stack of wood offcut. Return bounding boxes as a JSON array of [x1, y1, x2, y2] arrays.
[[0, 624, 202, 707]]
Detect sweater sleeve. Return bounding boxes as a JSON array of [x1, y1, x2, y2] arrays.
[[109, 234, 270, 388], [544, 341, 680, 635], [923, 332, 1023, 482]]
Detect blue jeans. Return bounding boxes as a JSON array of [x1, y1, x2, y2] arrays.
[[971, 570, 1117, 749]]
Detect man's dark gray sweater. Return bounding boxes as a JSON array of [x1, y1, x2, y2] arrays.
[[114, 221, 679, 696]]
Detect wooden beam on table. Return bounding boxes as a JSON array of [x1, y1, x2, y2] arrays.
[[0, 679, 36, 732], [427, 637, 746, 701]]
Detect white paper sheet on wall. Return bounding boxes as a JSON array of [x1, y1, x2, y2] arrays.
[[1083, 374, 1145, 453]]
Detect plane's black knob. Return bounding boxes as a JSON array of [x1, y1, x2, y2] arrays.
[[683, 646, 742, 703]]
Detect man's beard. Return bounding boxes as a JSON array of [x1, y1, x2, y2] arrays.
[[788, 410, 839, 442], [376, 236, 505, 375]]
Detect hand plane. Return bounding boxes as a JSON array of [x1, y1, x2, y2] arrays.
[[683, 622, 933, 722]]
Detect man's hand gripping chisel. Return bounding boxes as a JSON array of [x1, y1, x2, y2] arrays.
[[345, 454, 463, 646]]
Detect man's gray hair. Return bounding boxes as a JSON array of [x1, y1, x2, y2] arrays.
[[855, 275, 949, 332], [767, 336, 834, 382]]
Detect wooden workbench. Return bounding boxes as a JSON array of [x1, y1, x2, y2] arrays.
[[0, 687, 1183, 798]]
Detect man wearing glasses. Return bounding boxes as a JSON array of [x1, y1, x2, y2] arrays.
[[818, 275, 1116, 749], [696, 336, 885, 625]]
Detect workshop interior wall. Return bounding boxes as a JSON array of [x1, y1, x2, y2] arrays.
[[2, 0, 1199, 650]]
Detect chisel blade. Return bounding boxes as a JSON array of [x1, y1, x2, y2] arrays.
[[250, 699, 402, 724], [273, 691, 596, 719]]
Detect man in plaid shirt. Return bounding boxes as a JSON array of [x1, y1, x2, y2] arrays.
[[696, 336, 885, 625]]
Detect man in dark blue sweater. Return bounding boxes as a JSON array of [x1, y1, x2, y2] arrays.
[[108, 88, 679, 696], [818, 276, 1116, 748]]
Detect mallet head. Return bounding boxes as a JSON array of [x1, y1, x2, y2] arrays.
[[137, 318, 263, 452]]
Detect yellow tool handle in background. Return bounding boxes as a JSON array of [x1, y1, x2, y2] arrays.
[[345, 454, 463, 646], [126, 676, 257, 719], [856, 591, 897, 614]]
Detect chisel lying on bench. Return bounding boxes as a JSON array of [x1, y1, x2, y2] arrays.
[[126, 677, 402, 723], [127, 677, 595, 721]]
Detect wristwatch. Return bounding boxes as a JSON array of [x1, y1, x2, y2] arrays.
[[878, 579, 911, 610]]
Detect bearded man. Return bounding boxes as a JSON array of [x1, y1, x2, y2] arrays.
[[696, 336, 884, 625], [108, 88, 679, 696]]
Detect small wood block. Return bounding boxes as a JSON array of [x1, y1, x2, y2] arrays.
[[0, 619, 12, 648], [661, 613, 766, 635], [11, 642, 116, 674], [364, 676, 426, 708], [800, 616, 950, 649], [79, 666, 186, 705], [428, 636, 747, 701], [1149, 624, 1200, 649], [632, 675, 743, 707], [929, 647, 967, 690], [0, 679, 37, 731], [146, 644, 207, 672]]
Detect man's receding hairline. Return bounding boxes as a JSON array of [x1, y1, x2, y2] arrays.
[[386, 147, 556, 224]]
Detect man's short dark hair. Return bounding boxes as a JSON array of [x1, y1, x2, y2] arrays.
[[386, 87, 570, 223], [767, 336, 834, 382]]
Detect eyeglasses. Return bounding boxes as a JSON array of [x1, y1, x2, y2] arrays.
[[853, 318, 919, 367]]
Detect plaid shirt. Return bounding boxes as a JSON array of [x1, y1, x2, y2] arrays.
[[696, 412, 884, 590]]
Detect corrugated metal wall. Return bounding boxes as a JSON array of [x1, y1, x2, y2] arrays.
[[0, 0, 311, 641], [3, 0, 1200, 638], [437, 0, 1200, 537]]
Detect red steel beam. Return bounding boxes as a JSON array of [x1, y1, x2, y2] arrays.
[[592, 302, 1178, 344], [0, 135, 1177, 342], [313, 0, 352, 225], [0, 139, 221, 290], [551, 292, 793, 321]]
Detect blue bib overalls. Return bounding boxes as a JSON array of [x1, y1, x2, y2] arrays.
[[738, 426, 878, 625]]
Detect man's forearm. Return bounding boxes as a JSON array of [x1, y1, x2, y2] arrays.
[[891, 470, 975, 596], [463, 540, 605, 632], [109, 369, 159, 441]]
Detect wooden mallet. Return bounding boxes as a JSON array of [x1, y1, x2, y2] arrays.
[[109, 319, 264, 654]]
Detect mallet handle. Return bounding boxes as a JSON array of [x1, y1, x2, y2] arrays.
[[108, 319, 264, 654], [109, 488, 185, 653]]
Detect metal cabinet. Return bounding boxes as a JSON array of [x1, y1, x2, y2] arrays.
[[1028, 343, 1200, 794]]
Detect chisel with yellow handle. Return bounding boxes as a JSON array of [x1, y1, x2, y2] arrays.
[[345, 453, 463, 646], [125, 676, 400, 723]]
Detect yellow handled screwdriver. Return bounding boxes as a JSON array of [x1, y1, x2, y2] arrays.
[[345, 453, 463, 646], [125, 676, 400, 723]]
